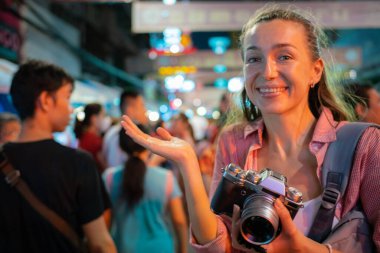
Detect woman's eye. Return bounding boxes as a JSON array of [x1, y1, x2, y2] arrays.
[[246, 57, 261, 63], [279, 55, 291, 61]]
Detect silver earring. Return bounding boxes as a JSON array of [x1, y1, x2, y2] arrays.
[[310, 83, 316, 88]]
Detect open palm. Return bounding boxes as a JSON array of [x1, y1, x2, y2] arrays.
[[121, 115, 196, 165]]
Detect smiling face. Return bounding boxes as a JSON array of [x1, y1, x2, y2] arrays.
[[242, 19, 323, 117]]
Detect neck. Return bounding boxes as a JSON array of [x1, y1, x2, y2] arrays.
[[262, 106, 316, 158], [18, 118, 54, 142]]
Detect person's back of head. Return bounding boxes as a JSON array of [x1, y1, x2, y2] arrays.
[[119, 89, 148, 125], [119, 125, 149, 211], [0, 112, 21, 144], [347, 82, 380, 124], [10, 60, 74, 121]]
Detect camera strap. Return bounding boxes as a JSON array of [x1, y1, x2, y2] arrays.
[[0, 148, 83, 251], [308, 122, 379, 242]]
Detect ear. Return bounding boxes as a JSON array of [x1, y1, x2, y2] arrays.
[[37, 91, 53, 112], [355, 103, 367, 119], [310, 58, 324, 85]]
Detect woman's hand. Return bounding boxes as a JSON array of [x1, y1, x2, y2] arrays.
[[122, 115, 218, 245], [231, 199, 306, 253], [121, 115, 197, 165]]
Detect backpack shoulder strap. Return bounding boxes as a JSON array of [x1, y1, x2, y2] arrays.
[[308, 122, 379, 242], [321, 122, 377, 195]]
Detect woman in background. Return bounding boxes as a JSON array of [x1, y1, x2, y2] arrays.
[[74, 103, 110, 173], [103, 126, 188, 253]]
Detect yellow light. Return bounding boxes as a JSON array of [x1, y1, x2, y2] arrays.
[[158, 66, 197, 76]]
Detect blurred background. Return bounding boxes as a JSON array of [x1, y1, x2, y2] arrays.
[[1, 0, 380, 143]]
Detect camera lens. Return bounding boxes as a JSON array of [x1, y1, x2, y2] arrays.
[[241, 216, 275, 243], [240, 193, 279, 245]]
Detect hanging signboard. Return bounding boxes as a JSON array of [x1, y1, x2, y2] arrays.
[[132, 1, 380, 33]]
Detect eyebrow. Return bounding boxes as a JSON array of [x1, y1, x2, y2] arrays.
[[246, 43, 297, 51]]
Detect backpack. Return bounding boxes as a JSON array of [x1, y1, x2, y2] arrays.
[[308, 122, 379, 253]]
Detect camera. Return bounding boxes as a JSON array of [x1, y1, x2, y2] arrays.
[[211, 163, 303, 246]]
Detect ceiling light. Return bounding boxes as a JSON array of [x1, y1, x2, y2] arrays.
[[163, 0, 176, 5]]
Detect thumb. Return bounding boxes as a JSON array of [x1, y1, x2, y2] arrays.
[[156, 127, 172, 141], [274, 199, 297, 235]]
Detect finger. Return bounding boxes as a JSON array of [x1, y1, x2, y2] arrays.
[[232, 204, 240, 221], [121, 114, 132, 125], [232, 204, 240, 239], [121, 115, 151, 145], [156, 127, 172, 141], [274, 199, 296, 233], [231, 204, 241, 243], [121, 115, 141, 135], [231, 205, 242, 250]]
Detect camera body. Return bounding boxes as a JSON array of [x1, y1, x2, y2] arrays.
[[211, 163, 303, 246]]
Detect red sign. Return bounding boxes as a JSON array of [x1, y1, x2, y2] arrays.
[[0, 0, 22, 62]]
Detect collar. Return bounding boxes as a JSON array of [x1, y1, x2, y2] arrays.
[[310, 107, 339, 143], [243, 118, 264, 140], [242, 107, 339, 145]]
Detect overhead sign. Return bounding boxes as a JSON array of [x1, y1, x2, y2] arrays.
[[154, 50, 242, 69], [132, 1, 380, 33], [0, 0, 22, 62]]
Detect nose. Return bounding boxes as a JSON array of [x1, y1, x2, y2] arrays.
[[262, 58, 278, 80]]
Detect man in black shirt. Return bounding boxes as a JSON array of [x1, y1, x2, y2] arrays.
[[0, 60, 116, 253]]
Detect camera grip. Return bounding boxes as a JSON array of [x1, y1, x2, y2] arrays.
[[211, 178, 248, 217]]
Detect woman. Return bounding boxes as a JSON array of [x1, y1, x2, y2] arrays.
[[120, 6, 380, 253], [103, 126, 188, 253], [74, 103, 110, 173]]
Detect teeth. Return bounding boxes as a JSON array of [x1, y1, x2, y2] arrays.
[[259, 87, 286, 93]]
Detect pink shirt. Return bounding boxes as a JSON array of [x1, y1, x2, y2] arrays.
[[191, 108, 380, 253]]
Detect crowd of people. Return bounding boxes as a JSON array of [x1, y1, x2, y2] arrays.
[[0, 4, 379, 253]]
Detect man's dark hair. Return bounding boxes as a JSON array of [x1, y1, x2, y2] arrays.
[[119, 90, 141, 113], [10, 60, 74, 121], [347, 83, 373, 107]]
